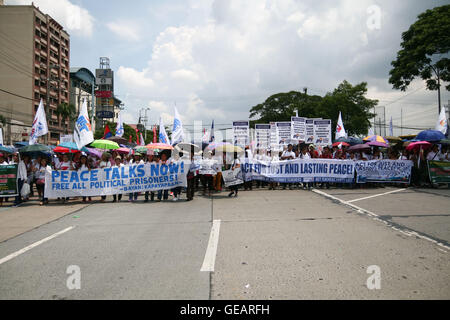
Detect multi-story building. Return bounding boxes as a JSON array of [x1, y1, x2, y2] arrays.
[[0, 1, 70, 144]]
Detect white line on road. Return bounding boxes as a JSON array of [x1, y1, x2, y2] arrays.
[[347, 188, 406, 203], [312, 189, 449, 251], [0, 226, 75, 266], [201, 220, 221, 272]]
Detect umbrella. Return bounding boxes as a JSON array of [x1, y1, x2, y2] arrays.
[[0, 146, 15, 154], [415, 130, 445, 142], [399, 134, 417, 140], [14, 141, 29, 148], [107, 136, 129, 145], [216, 144, 244, 153], [406, 141, 432, 151], [439, 139, 450, 145], [206, 141, 232, 150], [145, 143, 174, 150], [116, 147, 132, 154], [348, 144, 371, 152], [174, 142, 201, 153], [366, 141, 389, 148], [18, 144, 51, 158], [54, 146, 80, 154], [135, 146, 148, 154], [332, 142, 350, 147], [57, 142, 88, 153], [385, 136, 402, 143], [85, 147, 103, 158], [363, 135, 389, 144], [89, 139, 119, 150], [334, 136, 363, 146]]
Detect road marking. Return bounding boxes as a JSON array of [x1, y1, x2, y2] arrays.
[[347, 188, 406, 203], [201, 220, 221, 272], [0, 226, 74, 266], [312, 189, 450, 251]]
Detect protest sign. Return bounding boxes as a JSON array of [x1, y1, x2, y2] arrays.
[[355, 160, 413, 183], [45, 161, 188, 198], [241, 158, 355, 183], [291, 117, 306, 142], [313, 119, 332, 146], [305, 119, 315, 144], [233, 121, 249, 147], [222, 168, 244, 188], [276, 122, 292, 146], [255, 124, 271, 150], [428, 160, 450, 184], [0, 165, 18, 197]]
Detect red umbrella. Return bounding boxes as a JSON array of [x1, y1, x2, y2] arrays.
[[116, 147, 132, 154], [332, 142, 350, 147], [54, 146, 80, 154], [406, 141, 432, 151]]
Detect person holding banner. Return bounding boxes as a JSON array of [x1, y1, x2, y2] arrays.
[[157, 153, 170, 201], [113, 156, 124, 203], [227, 152, 241, 198], [36, 158, 50, 206], [281, 144, 295, 190], [77, 154, 92, 203], [129, 153, 144, 202]]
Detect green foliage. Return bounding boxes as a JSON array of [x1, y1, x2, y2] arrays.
[[249, 81, 377, 137], [94, 121, 157, 144], [55, 103, 77, 133], [389, 5, 450, 91]]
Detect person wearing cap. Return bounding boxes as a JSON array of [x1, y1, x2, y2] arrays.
[[77, 153, 92, 203], [129, 153, 144, 202], [113, 155, 124, 202]]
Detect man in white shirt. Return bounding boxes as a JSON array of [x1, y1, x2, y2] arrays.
[[426, 145, 441, 161], [281, 144, 295, 190]]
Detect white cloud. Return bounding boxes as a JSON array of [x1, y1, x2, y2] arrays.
[[106, 20, 141, 42], [6, 0, 94, 37]]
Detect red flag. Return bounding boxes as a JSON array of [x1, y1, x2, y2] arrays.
[[153, 126, 157, 143], [135, 128, 140, 145], [129, 135, 132, 143], [103, 124, 112, 139]]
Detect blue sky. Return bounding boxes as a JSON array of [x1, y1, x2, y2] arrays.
[[7, 0, 450, 135]]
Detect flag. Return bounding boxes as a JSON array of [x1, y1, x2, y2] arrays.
[[335, 112, 347, 140], [153, 126, 157, 143], [210, 120, 215, 143], [115, 112, 124, 137], [159, 117, 170, 144], [436, 107, 448, 135], [171, 107, 184, 145], [29, 99, 48, 145], [389, 117, 393, 136], [0, 128, 4, 146], [129, 135, 132, 143], [103, 124, 113, 139], [202, 130, 210, 143], [135, 128, 140, 145], [74, 99, 94, 149], [140, 132, 145, 146]]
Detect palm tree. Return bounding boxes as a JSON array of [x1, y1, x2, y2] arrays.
[[55, 103, 76, 134]]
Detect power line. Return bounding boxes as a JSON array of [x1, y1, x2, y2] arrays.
[[0, 88, 36, 102]]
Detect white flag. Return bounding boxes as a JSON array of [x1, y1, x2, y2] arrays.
[[0, 128, 3, 146], [436, 107, 448, 135], [115, 111, 124, 137], [159, 117, 170, 144], [202, 130, 210, 143], [171, 107, 184, 145], [335, 112, 347, 140], [140, 132, 145, 146], [74, 99, 94, 149], [29, 99, 48, 145]]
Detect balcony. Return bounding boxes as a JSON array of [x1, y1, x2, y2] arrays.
[[41, 25, 47, 33], [49, 55, 58, 64], [40, 87, 47, 93], [40, 50, 47, 57]]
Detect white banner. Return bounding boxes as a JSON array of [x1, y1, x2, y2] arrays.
[[222, 168, 244, 188], [305, 119, 315, 144], [276, 122, 291, 146], [313, 119, 332, 146], [233, 121, 249, 147], [270, 122, 280, 151], [45, 161, 188, 198], [291, 117, 306, 142], [255, 124, 271, 150], [241, 158, 355, 183]]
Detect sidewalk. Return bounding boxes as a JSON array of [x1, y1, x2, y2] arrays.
[[0, 198, 89, 243]]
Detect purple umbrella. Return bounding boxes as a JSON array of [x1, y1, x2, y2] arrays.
[[366, 141, 389, 148], [85, 147, 103, 158], [348, 144, 371, 152]]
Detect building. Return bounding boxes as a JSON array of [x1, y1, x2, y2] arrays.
[[70, 67, 95, 118], [0, 2, 70, 144]]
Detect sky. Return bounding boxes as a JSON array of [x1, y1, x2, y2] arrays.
[[6, 0, 450, 136]]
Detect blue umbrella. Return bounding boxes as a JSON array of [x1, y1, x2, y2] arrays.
[[14, 141, 29, 148], [414, 130, 445, 142], [0, 145, 15, 154], [58, 142, 89, 152]]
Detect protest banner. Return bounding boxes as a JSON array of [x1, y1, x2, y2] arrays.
[[241, 158, 355, 183], [355, 160, 413, 183], [313, 119, 332, 146], [45, 161, 188, 198], [276, 122, 292, 146], [428, 160, 450, 184], [0, 165, 18, 197], [305, 119, 315, 144], [222, 168, 244, 188], [291, 117, 306, 142], [270, 122, 281, 152], [233, 121, 249, 148], [255, 124, 271, 150]]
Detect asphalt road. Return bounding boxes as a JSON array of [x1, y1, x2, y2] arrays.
[[0, 186, 449, 299]]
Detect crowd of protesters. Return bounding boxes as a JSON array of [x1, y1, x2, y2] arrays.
[[0, 141, 448, 207]]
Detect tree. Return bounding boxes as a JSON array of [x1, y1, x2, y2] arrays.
[[55, 103, 76, 134], [389, 5, 450, 112], [249, 81, 377, 137]]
